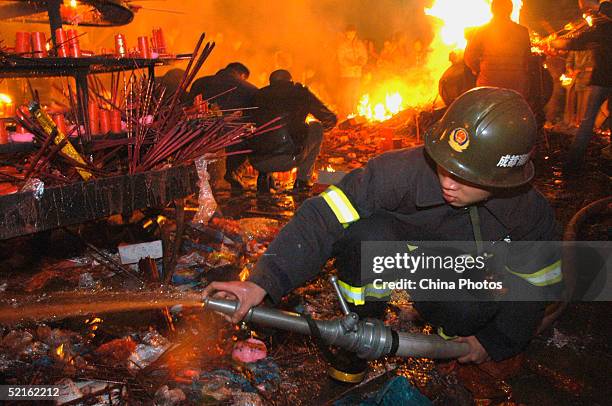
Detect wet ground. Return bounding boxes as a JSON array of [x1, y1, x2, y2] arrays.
[[0, 124, 609, 405]]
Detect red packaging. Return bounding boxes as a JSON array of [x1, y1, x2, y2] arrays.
[[67, 29, 81, 58], [137, 36, 151, 59], [110, 109, 122, 133], [31, 32, 48, 58], [15, 32, 31, 55], [115, 34, 127, 57], [53, 114, 68, 135], [0, 124, 9, 144], [55, 28, 69, 57], [16, 124, 27, 134], [99, 109, 111, 134], [88, 102, 100, 135]]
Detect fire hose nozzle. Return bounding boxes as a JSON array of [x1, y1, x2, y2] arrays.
[[203, 297, 469, 360]]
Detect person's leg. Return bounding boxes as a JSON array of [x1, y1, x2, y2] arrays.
[[294, 122, 323, 184], [564, 84, 576, 127], [566, 86, 610, 167], [251, 154, 296, 193], [224, 143, 248, 190]]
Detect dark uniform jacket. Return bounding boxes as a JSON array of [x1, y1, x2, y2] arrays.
[[464, 17, 531, 97], [248, 146, 561, 361], [188, 68, 258, 112], [253, 81, 337, 147]]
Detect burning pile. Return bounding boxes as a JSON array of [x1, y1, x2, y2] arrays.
[[354, 0, 523, 123]]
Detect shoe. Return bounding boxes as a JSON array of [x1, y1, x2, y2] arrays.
[[292, 179, 313, 192], [257, 173, 277, 194], [224, 173, 245, 191], [327, 348, 368, 384]]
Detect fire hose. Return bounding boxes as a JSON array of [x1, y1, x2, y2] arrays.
[[203, 276, 469, 360]]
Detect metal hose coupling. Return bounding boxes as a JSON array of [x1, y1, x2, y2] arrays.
[[203, 277, 469, 360]]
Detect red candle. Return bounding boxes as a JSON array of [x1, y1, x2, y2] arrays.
[[99, 109, 111, 134], [152, 28, 166, 54], [88, 102, 100, 135], [53, 114, 68, 135], [151, 33, 158, 53], [379, 128, 394, 151], [31, 32, 48, 58], [137, 36, 151, 59], [115, 34, 127, 57], [0, 124, 9, 144], [194, 94, 202, 112], [4, 103, 16, 118], [55, 28, 69, 57], [67, 29, 81, 58], [15, 32, 31, 55], [110, 109, 122, 133]]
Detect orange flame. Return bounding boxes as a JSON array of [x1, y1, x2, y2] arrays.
[[239, 267, 250, 282], [355, 0, 523, 122], [0, 94, 12, 105]]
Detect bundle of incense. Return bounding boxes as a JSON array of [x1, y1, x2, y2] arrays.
[[28, 102, 92, 181]]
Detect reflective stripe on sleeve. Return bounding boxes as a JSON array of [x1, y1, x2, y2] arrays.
[[321, 185, 360, 228], [337, 279, 391, 305], [507, 260, 563, 287], [437, 326, 458, 341]]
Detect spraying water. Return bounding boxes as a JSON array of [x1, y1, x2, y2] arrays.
[[0, 289, 205, 325]]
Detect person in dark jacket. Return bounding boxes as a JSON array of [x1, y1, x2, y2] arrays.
[[203, 88, 562, 382], [251, 69, 337, 193], [552, 1, 612, 170], [189, 62, 258, 190], [464, 0, 531, 98]]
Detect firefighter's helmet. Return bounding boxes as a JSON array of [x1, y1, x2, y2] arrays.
[[425, 87, 536, 188]]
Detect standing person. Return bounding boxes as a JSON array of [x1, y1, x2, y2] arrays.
[[203, 88, 562, 382], [552, 0, 612, 170], [564, 50, 594, 127], [337, 24, 368, 118], [250, 69, 337, 193], [189, 62, 258, 190], [464, 0, 531, 98]]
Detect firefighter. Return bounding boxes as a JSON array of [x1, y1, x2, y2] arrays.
[[203, 87, 562, 382], [464, 0, 531, 98]]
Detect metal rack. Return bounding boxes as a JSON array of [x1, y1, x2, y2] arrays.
[[0, 163, 198, 240]]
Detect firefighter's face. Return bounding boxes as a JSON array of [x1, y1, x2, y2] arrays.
[[436, 165, 492, 207]]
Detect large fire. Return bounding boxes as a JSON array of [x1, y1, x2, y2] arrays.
[[356, 0, 523, 122]]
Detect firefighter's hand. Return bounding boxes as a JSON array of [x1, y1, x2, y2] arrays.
[[454, 336, 491, 364], [202, 281, 267, 324]]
